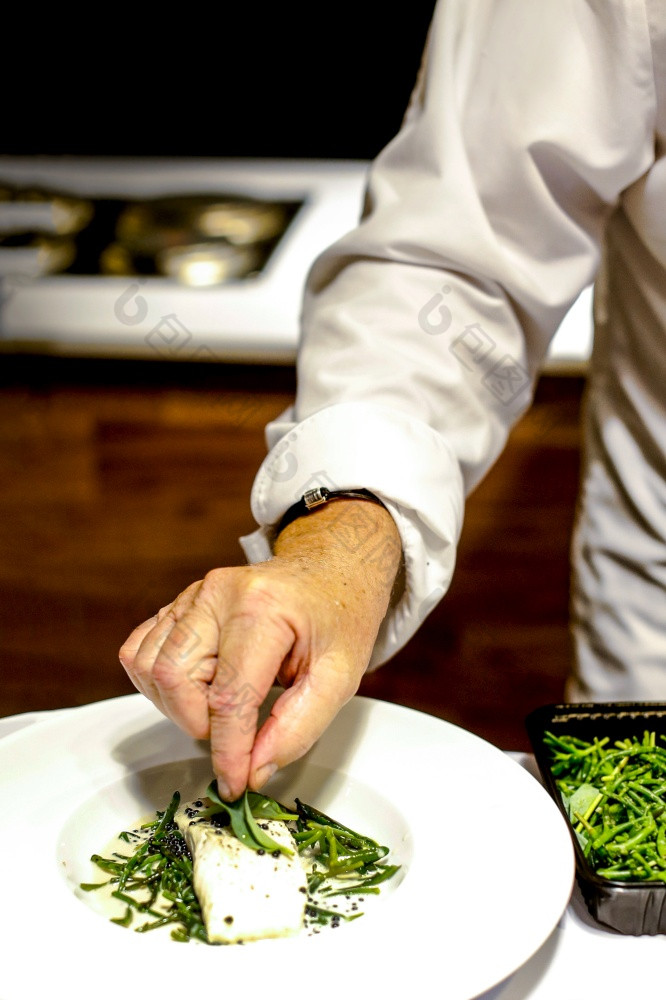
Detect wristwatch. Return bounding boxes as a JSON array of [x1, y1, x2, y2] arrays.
[[276, 487, 386, 535]]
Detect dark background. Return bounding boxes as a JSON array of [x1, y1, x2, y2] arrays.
[[4, 5, 437, 159]]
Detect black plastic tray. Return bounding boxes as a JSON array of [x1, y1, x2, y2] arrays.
[[525, 701, 666, 935]]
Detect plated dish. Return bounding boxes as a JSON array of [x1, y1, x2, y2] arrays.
[[0, 692, 574, 1000]]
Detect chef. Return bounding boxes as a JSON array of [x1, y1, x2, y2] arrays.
[[119, 0, 666, 800]]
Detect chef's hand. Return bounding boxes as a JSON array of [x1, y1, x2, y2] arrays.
[[119, 500, 402, 801]]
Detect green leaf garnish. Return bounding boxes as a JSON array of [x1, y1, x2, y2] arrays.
[[200, 780, 292, 856], [246, 792, 298, 822]]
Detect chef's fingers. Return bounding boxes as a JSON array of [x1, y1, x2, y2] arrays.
[[119, 579, 204, 698], [119, 578, 201, 671], [119, 610, 175, 705], [149, 607, 221, 738], [122, 609, 195, 720], [119, 614, 159, 674], [248, 657, 360, 791], [209, 609, 297, 801]]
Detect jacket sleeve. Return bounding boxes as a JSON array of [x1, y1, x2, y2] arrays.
[[240, 0, 656, 668]]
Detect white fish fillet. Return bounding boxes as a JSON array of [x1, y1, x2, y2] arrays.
[[175, 798, 308, 943]]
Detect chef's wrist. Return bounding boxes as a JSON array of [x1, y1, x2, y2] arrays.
[[275, 487, 387, 536], [274, 495, 403, 604]]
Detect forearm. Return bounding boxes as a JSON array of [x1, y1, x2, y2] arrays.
[[273, 498, 403, 645]]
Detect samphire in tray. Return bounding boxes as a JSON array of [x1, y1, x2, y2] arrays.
[[526, 701, 666, 935]]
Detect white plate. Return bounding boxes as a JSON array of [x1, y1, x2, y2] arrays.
[[0, 692, 574, 1000]]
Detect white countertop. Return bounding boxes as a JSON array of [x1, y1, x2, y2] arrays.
[[0, 156, 592, 372]]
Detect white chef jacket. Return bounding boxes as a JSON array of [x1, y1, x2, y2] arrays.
[[241, 0, 666, 701]]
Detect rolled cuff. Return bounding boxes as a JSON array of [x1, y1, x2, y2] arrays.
[[239, 400, 464, 667]]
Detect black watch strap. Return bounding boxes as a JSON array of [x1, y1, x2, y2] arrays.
[[276, 487, 386, 535]]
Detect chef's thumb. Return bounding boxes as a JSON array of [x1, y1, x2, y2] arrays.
[[248, 664, 360, 789]]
